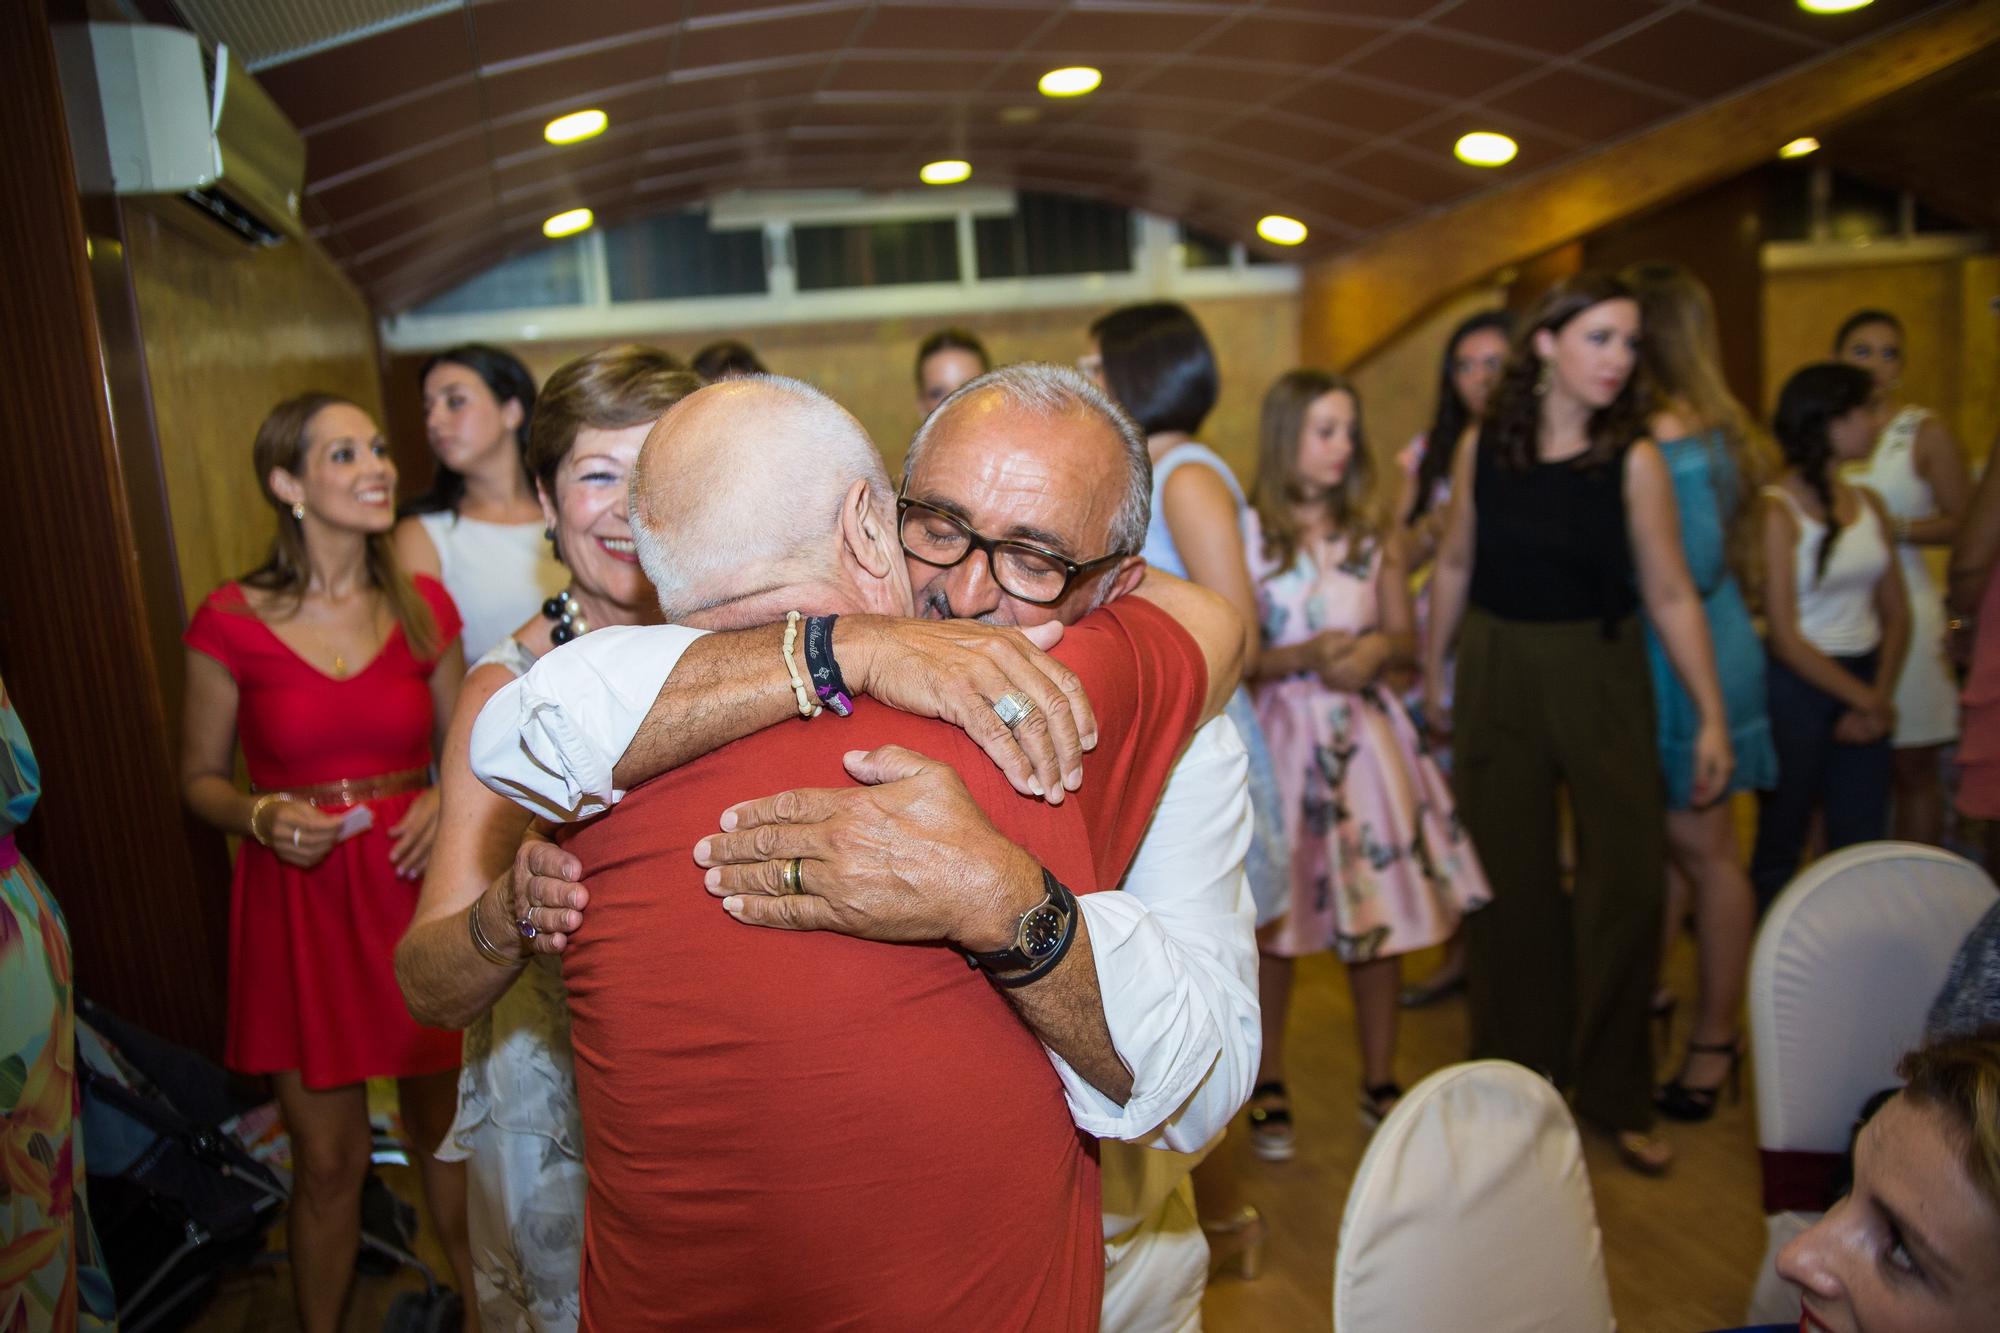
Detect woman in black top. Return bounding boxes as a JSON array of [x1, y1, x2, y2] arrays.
[[1422, 271, 1732, 1174]]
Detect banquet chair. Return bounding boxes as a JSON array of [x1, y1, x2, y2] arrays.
[[1743, 840, 1996, 1323], [1333, 1060, 1614, 1333]]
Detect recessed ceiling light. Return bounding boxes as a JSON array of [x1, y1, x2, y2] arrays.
[[919, 159, 972, 185], [543, 208, 594, 239], [1779, 136, 1821, 158], [544, 109, 608, 145], [1039, 66, 1102, 98], [1454, 131, 1518, 167], [1797, 0, 1873, 13], [1256, 215, 1307, 246]]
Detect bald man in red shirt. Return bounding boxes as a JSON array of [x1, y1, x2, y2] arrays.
[[557, 375, 1234, 1330]]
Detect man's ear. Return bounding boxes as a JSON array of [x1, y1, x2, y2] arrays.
[[840, 478, 898, 579], [1103, 554, 1147, 604]]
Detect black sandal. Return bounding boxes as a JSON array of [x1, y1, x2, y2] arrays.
[[1359, 1081, 1403, 1129], [1655, 1038, 1743, 1123], [1247, 1080, 1295, 1161]]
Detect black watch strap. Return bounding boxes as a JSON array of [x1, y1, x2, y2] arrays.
[[968, 868, 1078, 989]]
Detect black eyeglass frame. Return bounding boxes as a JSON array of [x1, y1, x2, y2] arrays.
[[895, 491, 1130, 607]]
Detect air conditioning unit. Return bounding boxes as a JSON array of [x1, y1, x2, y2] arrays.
[[57, 23, 306, 247]]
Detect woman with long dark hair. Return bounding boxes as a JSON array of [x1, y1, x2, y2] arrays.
[[1423, 271, 1731, 1174], [394, 344, 567, 664], [1835, 310, 1968, 846], [1621, 262, 1778, 1121], [1394, 308, 1510, 1008], [181, 394, 472, 1330], [1750, 363, 1908, 908]]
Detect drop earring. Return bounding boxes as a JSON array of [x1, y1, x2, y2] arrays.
[[1534, 360, 1553, 396], [292, 502, 305, 521]]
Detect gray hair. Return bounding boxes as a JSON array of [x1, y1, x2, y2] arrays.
[[630, 374, 893, 622], [904, 362, 1152, 556]]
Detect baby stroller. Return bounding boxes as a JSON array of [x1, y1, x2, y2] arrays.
[[76, 995, 461, 1332]]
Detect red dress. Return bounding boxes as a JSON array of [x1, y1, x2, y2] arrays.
[[185, 576, 464, 1089]]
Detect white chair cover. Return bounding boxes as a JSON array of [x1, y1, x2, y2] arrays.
[[1334, 1061, 1614, 1333], [1743, 841, 1996, 1323]]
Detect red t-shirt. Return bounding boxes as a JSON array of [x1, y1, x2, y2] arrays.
[[559, 597, 1206, 1331]]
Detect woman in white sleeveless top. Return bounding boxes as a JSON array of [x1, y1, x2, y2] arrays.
[[394, 345, 569, 665], [393, 348, 698, 1332], [1750, 363, 1910, 912], [1836, 310, 1970, 845]]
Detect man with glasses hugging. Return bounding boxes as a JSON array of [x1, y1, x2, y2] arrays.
[[473, 365, 1261, 1331]]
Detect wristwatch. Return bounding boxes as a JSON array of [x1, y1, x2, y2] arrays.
[[966, 867, 1078, 988]]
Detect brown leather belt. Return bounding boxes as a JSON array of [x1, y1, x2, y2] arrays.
[[260, 765, 429, 809]]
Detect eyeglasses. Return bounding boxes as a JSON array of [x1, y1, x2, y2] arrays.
[[896, 492, 1129, 607]]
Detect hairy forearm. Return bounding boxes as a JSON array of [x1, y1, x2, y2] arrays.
[[1002, 918, 1132, 1103], [611, 625, 798, 790], [396, 880, 525, 1029]]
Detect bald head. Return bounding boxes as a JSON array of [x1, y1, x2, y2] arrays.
[[630, 376, 897, 623]]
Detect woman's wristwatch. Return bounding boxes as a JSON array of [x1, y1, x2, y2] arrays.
[[965, 868, 1078, 989]]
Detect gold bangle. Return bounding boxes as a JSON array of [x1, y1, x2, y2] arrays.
[[782, 611, 822, 719], [248, 793, 282, 846], [467, 895, 525, 968]]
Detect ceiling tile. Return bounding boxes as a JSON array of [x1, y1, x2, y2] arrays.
[[1344, 31, 1547, 102], [1432, 0, 1673, 57], [1484, 66, 1688, 141], [471, 0, 679, 66], [1127, 60, 1314, 107], [1336, 145, 1484, 208], [675, 7, 867, 69], [1212, 112, 1368, 162], [304, 81, 485, 183], [1692, 0, 1941, 49], [487, 86, 666, 162], [820, 57, 1004, 94], [309, 137, 494, 218], [1275, 75, 1445, 139], [1191, 13, 1383, 68], [476, 36, 677, 115], [1283, 178, 1405, 233], [849, 2, 1051, 52], [256, 11, 474, 132], [1029, 8, 1228, 55], [1584, 9, 1820, 101]]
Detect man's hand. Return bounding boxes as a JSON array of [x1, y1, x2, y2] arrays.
[[504, 836, 589, 955], [693, 745, 1045, 950], [839, 617, 1096, 805]]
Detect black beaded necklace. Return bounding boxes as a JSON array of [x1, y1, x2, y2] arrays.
[[542, 588, 589, 645]]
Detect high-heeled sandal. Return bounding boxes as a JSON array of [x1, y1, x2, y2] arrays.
[[1655, 1037, 1743, 1123], [1359, 1081, 1403, 1130], [1613, 1128, 1675, 1176], [1201, 1205, 1267, 1281], [1247, 1080, 1295, 1161]]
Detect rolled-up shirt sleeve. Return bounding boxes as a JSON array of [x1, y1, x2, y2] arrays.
[[1050, 714, 1260, 1148], [468, 624, 708, 822]]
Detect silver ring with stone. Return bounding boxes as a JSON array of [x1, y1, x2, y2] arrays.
[[992, 689, 1038, 731]]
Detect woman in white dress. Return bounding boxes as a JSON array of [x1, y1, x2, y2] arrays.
[[393, 347, 698, 1332], [394, 345, 570, 665], [1836, 310, 1971, 845]]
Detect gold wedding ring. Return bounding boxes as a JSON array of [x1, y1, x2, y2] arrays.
[[781, 857, 805, 895]]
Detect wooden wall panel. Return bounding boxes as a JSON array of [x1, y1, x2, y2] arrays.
[[388, 293, 1301, 493], [124, 205, 390, 612], [0, 0, 231, 1054]]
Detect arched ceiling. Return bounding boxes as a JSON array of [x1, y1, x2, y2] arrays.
[[152, 0, 1953, 313]]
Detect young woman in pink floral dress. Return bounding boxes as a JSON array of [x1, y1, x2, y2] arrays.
[[1244, 370, 1490, 1140]]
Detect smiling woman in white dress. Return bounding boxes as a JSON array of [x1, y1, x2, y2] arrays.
[[394, 344, 569, 666], [393, 347, 699, 1333], [1835, 310, 1971, 846]]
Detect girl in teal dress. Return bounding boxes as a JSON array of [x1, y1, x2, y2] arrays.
[[1, 675, 119, 1330], [1623, 264, 1778, 1121]]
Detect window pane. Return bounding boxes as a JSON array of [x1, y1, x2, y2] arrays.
[[1178, 224, 1232, 270], [793, 219, 959, 290], [976, 192, 1132, 278], [412, 238, 588, 315], [605, 212, 767, 300]]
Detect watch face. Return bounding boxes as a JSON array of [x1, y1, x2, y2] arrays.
[[1020, 903, 1065, 959]]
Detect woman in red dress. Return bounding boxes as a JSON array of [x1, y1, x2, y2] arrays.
[[179, 393, 473, 1332]]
